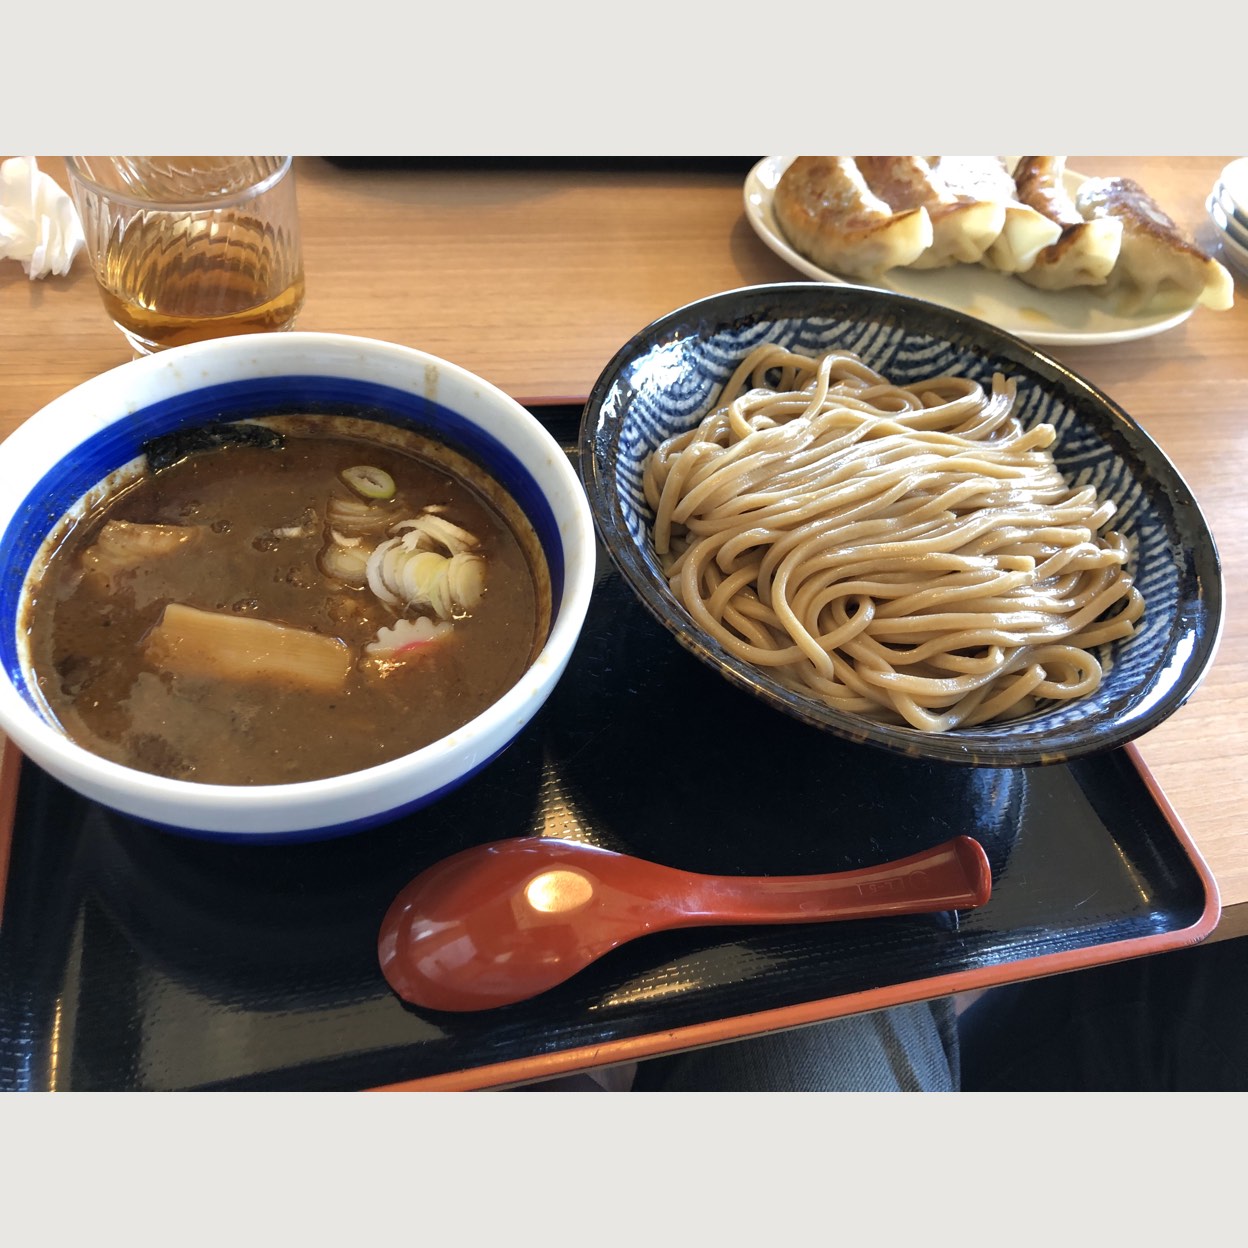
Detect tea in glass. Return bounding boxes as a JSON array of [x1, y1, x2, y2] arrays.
[[65, 156, 305, 355]]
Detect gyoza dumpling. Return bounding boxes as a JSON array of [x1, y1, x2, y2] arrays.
[[1012, 156, 1123, 291], [1075, 176, 1234, 314], [854, 156, 1005, 269], [772, 156, 933, 282], [929, 155, 1062, 273]]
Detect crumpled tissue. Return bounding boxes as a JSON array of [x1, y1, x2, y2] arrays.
[[0, 156, 85, 279]]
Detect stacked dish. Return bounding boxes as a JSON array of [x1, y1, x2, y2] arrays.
[[1207, 158, 1248, 274]]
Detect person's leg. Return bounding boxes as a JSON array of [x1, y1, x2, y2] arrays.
[[959, 935, 1248, 1091], [631, 998, 960, 1092]]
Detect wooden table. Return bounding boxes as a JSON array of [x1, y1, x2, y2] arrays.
[[4, 155, 1246, 944]]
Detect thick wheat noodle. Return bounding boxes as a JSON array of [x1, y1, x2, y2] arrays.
[[642, 343, 1144, 731]]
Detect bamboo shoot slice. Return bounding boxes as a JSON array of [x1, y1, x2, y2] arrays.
[[144, 603, 351, 692]]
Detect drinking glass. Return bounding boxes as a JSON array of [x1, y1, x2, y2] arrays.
[[65, 156, 305, 356]]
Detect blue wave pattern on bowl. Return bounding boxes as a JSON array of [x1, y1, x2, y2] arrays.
[[1, 376, 566, 718], [586, 286, 1222, 766]]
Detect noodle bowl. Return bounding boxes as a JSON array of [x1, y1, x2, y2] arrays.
[[642, 343, 1144, 732]]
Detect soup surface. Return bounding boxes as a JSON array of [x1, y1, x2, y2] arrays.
[[23, 422, 547, 785]]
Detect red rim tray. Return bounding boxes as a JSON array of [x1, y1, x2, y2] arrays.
[[0, 405, 1220, 1091]]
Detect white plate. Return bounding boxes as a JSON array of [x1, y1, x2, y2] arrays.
[[744, 157, 1195, 348]]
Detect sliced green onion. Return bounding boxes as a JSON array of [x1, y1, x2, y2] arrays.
[[340, 465, 396, 500]]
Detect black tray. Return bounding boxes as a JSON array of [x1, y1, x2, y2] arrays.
[[0, 407, 1218, 1092]]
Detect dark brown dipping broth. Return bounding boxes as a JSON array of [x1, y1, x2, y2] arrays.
[[23, 425, 548, 785]]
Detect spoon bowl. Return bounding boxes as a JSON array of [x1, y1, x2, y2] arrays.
[[378, 835, 992, 1012]]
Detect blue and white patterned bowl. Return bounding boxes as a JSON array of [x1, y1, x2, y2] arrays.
[[0, 333, 597, 840], [579, 284, 1223, 767]]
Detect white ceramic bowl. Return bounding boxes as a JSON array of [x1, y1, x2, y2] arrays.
[[0, 333, 596, 842]]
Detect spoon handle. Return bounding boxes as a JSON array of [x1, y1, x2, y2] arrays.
[[672, 836, 991, 926]]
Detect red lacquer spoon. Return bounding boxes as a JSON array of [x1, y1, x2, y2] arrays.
[[378, 835, 992, 1012]]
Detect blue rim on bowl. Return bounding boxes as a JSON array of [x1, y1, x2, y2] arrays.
[[578, 283, 1224, 768]]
